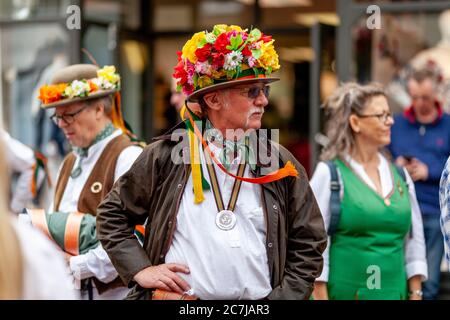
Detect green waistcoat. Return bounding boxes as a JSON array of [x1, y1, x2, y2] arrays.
[[327, 159, 411, 300]]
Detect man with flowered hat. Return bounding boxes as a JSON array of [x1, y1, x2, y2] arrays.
[[36, 63, 143, 299], [97, 25, 326, 300]]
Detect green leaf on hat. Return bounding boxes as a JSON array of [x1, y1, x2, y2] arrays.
[[227, 34, 243, 51], [252, 49, 262, 59], [226, 69, 235, 79], [266, 66, 272, 75], [193, 74, 199, 88], [213, 25, 226, 36], [253, 67, 260, 77], [235, 65, 242, 79], [205, 32, 216, 44], [197, 38, 207, 48], [250, 28, 262, 41]]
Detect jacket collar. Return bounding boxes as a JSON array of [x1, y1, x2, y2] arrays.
[[152, 120, 275, 170], [403, 100, 443, 125]]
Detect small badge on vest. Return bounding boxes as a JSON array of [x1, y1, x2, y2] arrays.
[[91, 182, 103, 194]]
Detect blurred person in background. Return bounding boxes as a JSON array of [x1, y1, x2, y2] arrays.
[[388, 67, 450, 300], [0, 134, 78, 300], [311, 82, 427, 300], [2, 128, 47, 213]]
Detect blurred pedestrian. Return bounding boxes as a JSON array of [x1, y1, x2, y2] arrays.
[[0, 136, 78, 300], [37, 63, 143, 300], [311, 82, 427, 300], [388, 67, 450, 300], [96, 24, 327, 300], [2, 128, 47, 213]]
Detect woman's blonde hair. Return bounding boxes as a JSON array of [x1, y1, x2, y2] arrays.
[[320, 82, 386, 161], [0, 135, 23, 299]]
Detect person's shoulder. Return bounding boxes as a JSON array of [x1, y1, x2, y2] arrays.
[[14, 219, 64, 260], [440, 113, 450, 123]]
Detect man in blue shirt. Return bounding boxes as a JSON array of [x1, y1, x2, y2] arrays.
[[389, 67, 450, 300]]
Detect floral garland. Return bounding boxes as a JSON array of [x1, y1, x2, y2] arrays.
[[173, 24, 280, 96], [38, 66, 120, 105]]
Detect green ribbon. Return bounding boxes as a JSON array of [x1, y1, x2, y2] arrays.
[[71, 122, 116, 178]]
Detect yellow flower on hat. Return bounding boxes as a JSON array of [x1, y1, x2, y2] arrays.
[[258, 40, 280, 71], [182, 31, 206, 64], [197, 75, 213, 88], [214, 24, 243, 34], [97, 66, 120, 84]]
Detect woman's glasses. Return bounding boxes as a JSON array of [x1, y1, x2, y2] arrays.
[[357, 111, 393, 124]]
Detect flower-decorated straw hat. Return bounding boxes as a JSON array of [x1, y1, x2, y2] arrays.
[[38, 64, 120, 109], [37, 63, 137, 139], [173, 24, 280, 102], [172, 25, 298, 205]]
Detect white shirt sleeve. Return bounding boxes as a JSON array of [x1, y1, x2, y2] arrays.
[[403, 169, 428, 281], [69, 245, 119, 283], [68, 145, 143, 283], [310, 162, 334, 282], [15, 220, 80, 299], [2, 130, 44, 213]]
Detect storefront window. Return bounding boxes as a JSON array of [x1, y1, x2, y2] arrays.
[[0, 0, 69, 20], [0, 23, 69, 147]]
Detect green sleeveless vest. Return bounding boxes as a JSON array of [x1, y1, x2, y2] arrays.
[[327, 159, 411, 300]]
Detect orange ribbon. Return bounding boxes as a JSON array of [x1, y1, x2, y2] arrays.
[[185, 109, 299, 184]]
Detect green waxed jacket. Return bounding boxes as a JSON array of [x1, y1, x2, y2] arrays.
[[96, 123, 327, 300]]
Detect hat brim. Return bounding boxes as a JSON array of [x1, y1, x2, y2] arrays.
[[41, 89, 117, 109], [187, 77, 280, 102]]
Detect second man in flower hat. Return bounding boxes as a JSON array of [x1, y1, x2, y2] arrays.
[[35, 63, 144, 300]]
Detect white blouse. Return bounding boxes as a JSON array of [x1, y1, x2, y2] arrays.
[[310, 153, 428, 282]]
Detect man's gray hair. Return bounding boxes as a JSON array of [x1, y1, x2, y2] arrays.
[[86, 95, 114, 116]]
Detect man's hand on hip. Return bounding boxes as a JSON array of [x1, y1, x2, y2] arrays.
[[133, 264, 191, 294]]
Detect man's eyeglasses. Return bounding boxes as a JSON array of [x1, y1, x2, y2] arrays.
[[230, 86, 270, 99], [50, 104, 89, 125], [357, 111, 393, 123]]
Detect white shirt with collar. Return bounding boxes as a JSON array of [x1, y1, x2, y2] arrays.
[[50, 128, 142, 299], [310, 153, 428, 283], [165, 142, 272, 300]]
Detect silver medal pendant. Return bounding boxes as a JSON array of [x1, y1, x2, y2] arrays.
[[216, 210, 237, 230]]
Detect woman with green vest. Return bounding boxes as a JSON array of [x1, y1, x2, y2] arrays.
[[310, 83, 427, 300]]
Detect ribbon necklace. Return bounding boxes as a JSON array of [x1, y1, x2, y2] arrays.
[[71, 123, 116, 178], [203, 136, 248, 230]]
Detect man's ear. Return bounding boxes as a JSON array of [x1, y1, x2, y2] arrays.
[[94, 102, 105, 120], [202, 91, 222, 111]]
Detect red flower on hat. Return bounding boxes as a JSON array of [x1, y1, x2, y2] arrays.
[[214, 33, 231, 54], [195, 43, 213, 62], [261, 34, 273, 43], [242, 45, 252, 57], [211, 52, 225, 69], [173, 60, 188, 85]]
